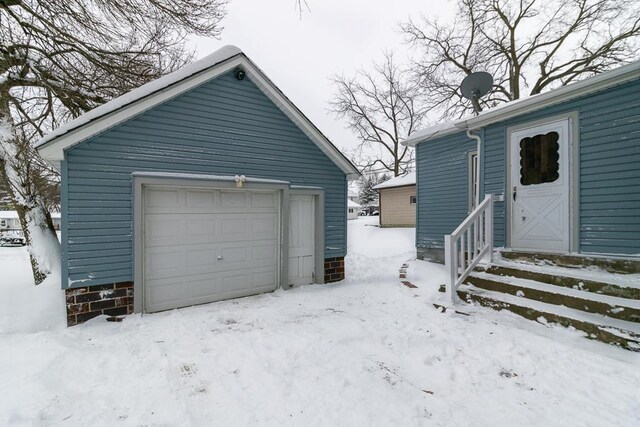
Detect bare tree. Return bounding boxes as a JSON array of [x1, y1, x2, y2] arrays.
[[1, 0, 227, 284], [330, 52, 427, 177], [401, 0, 640, 118]]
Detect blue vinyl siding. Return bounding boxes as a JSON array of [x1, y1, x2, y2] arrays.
[[415, 78, 640, 256], [64, 71, 347, 288], [416, 132, 476, 250]]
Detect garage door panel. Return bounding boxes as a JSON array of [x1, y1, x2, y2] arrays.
[[253, 243, 277, 261], [220, 190, 249, 208], [221, 269, 276, 295], [145, 188, 181, 209], [145, 249, 187, 280], [251, 216, 278, 236], [186, 217, 219, 242], [186, 189, 218, 208], [145, 216, 182, 247], [143, 185, 279, 313], [252, 191, 277, 208], [220, 214, 278, 242], [147, 268, 276, 312]]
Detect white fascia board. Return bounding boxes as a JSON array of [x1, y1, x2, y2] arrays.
[[37, 56, 360, 179]]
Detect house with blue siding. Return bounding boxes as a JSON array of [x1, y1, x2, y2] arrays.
[[403, 61, 640, 350], [36, 46, 359, 325]]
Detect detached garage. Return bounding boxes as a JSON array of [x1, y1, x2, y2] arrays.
[[36, 46, 359, 325]]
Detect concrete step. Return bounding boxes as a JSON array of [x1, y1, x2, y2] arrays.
[[478, 263, 640, 300], [455, 285, 640, 352], [500, 251, 640, 274], [464, 272, 640, 323]]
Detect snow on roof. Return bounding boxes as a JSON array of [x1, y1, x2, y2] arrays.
[[0, 211, 60, 219], [35, 45, 243, 149], [347, 199, 361, 208], [0, 211, 19, 219], [402, 59, 640, 146], [372, 172, 416, 190]]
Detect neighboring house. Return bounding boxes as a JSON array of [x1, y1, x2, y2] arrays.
[[372, 172, 416, 227], [36, 45, 359, 325], [403, 61, 640, 349], [0, 211, 22, 231], [0, 211, 60, 231], [51, 212, 61, 230], [347, 199, 361, 220]]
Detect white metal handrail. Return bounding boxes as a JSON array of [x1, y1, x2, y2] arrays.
[[444, 194, 495, 303]]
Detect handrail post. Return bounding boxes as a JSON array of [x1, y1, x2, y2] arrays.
[[444, 194, 495, 306], [444, 234, 456, 303], [485, 194, 494, 262]]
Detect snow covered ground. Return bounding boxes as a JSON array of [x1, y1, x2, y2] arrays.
[[1, 217, 638, 426]]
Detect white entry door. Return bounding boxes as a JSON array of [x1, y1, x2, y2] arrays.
[[143, 186, 280, 312], [510, 119, 571, 253], [288, 194, 315, 286]]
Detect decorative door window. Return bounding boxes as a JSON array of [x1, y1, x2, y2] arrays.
[[519, 131, 560, 185]]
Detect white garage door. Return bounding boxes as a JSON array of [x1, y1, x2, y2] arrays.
[[143, 186, 280, 312]]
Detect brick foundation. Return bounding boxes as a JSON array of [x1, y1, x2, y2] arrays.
[[324, 257, 345, 283], [66, 282, 134, 326]]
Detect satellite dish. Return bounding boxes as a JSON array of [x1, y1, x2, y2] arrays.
[[461, 71, 493, 114]]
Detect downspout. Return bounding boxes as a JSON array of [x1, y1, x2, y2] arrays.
[[466, 129, 482, 208]]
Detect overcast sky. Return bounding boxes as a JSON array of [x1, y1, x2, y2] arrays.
[[189, 0, 455, 156]]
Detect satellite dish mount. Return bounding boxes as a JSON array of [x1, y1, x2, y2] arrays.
[[461, 71, 493, 114]]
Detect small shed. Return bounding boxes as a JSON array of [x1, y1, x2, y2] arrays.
[[372, 172, 416, 227], [36, 46, 359, 325]]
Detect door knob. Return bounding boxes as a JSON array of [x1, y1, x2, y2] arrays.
[[217, 255, 223, 261]]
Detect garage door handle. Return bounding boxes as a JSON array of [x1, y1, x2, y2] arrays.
[[217, 256, 223, 261]]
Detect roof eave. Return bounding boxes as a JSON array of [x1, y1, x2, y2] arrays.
[[402, 60, 640, 146]]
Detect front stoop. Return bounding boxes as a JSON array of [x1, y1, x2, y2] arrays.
[[441, 252, 640, 351]]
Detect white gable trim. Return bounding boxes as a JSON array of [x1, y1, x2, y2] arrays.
[[36, 55, 359, 179]]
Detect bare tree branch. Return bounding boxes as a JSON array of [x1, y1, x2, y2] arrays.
[[330, 52, 426, 176], [401, 0, 640, 119]]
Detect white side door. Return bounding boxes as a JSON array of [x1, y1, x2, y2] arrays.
[[510, 119, 571, 253], [288, 194, 315, 286]]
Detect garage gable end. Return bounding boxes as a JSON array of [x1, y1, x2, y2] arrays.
[[37, 48, 358, 178]]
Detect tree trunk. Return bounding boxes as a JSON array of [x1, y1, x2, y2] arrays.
[[0, 102, 61, 285]]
